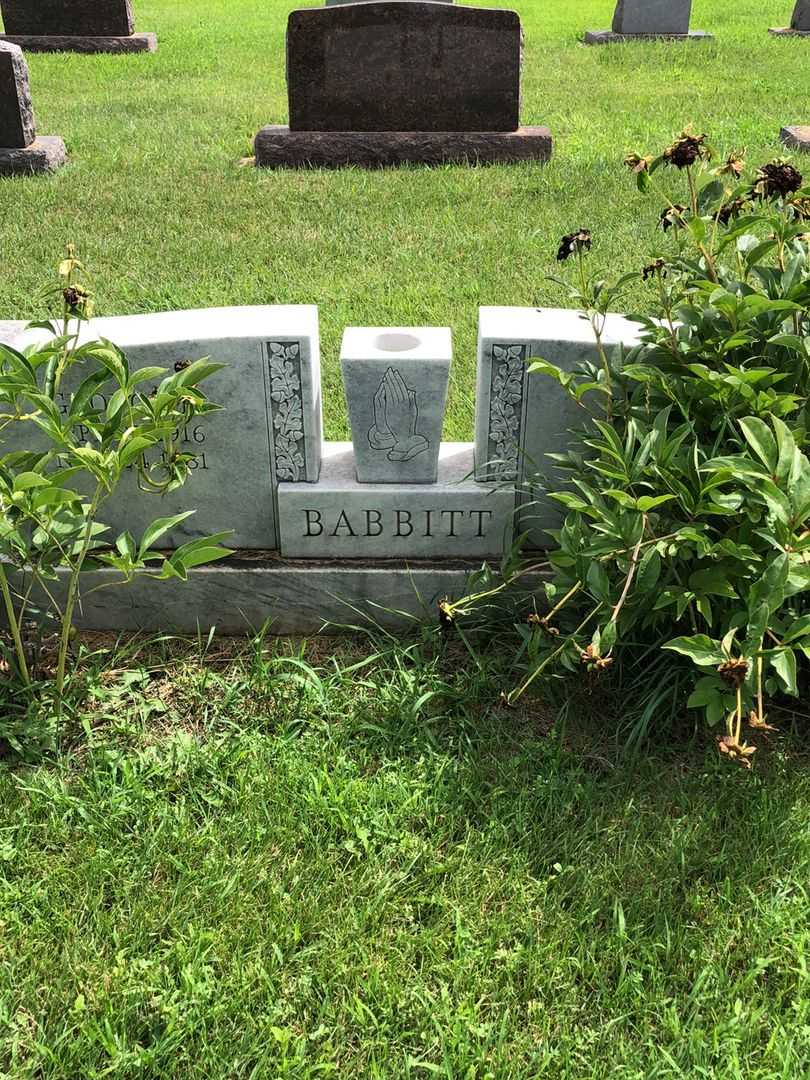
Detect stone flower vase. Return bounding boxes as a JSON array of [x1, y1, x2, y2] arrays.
[[340, 327, 452, 484]]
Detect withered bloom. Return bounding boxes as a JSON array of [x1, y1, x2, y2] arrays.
[[717, 152, 745, 179], [624, 152, 653, 174], [751, 160, 803, 200], [63, 285, 89, 313], [716, 197, 748, 225], [438, 599, 454, 629], [580, 643, 613, 672], [641, 258, 667, 281], [174, 360, 192, 373], [659, 205, 687, 232], [557, 229, 592, 262], [663, 131, 710, 170], [718, 657, 749, 688]]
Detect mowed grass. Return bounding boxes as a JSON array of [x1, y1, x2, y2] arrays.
[[1, 636, 810, 1077], [1, 0, 808, 436]]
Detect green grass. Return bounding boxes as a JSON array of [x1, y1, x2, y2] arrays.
[[1, 636, 810, 1077], [1, 0, 808, 437]]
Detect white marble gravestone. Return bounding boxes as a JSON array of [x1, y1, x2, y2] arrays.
[[0, 306, 322, 549], [475, 306, 643, 548]]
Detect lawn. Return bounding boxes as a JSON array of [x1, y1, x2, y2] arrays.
[[1, 0, 807, 438], [1, 636, 809, 1078]]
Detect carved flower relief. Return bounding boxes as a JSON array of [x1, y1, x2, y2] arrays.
[[268, 342, 306, 482], [488, 345, 526, 481]]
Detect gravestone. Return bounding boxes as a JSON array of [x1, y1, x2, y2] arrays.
[[255, 1, 552, 168], [341, 328, 451, 484], [0, 0, 157, 53], [327, 0, 452, 4], [770, 1, 810, 34], [277, 442, 514, 559], [475, 306, 643, 548], [0, 41, 66, 174], [585, 0, 711, 43], [0, 307, 322, 549], [781, 125, 810, 150]]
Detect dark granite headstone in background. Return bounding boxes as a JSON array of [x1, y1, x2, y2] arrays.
[[792, 0, 810, 30], [612, 0, 692, 35], [0, 0, 134, 37], [0, 40, 34, 148], [287, 2, 522, 133]]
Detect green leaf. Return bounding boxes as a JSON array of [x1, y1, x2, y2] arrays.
[[137, 511, 196, 558], [663, 635, 725, 667], [738, 417, 777, 472], [770, 648, 798, 695], [13, 471, 50, 491]]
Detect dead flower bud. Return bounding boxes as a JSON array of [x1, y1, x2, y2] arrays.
[[718, 657, 749, 688], [624, 152, 653, 174], [62, 285, 89, 312], [717, 733, 756, 768], [528, 613, 560, 636], [748, 710, 778, 733], [717, 197, 748, 225], [716, 152, 745, 179], [438, 599, 455, 629], [557, 229, 592, 262], [580, 643, 614, 672], [642, 258, 667, 281], [659, 205, 687, 232], [174, 360, 192, 373], [751, 160, 803, 200], [663, 130, 710, 170]]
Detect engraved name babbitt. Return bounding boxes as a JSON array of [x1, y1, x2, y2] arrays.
[[301, 506, 496, 539]]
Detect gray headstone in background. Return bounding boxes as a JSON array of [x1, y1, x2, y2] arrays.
[[475, 307, 643, 548], [792, 1, 810, 30], [612, 0, 692, 35], [341, 328, 451, 484], [287, 2, 523, 133], [327, 0, 452, 4], [0, 307, 322, 550], [278, 442, 515, 559], [0, 0, 134, 37], [0, 41, 35, 148]]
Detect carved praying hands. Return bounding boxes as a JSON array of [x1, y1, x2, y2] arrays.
[[368, 367, 429, 462]]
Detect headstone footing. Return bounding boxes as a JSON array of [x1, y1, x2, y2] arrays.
[[0, 33, 157, 54]]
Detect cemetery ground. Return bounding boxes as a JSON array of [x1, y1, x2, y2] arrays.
[[3, 0, 810, 1075], [1, 0, 808, 438], [1, 632, 809, 1077]]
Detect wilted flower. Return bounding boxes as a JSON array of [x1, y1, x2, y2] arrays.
[[556, 229, 592, 262], [748, 710, 778, 733], [717, 733, 756, 768], [751, 160, 803, 200], [659, 205, 687, 232], [663, 130, 710, 170], [716, 152, 745, 179], [716, 196, 748, 225], [624, 152, 653, 174], [580, 643, 613, 672], [62, 285, 90, 314], [641, 258, 667, 281], [527, 612, 560, 636], [438, 599, 454, 629], [174, 360, 192, 373], [718, 657, 749, 688]]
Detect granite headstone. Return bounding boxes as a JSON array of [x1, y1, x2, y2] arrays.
[[287, 2, 522, 133], [0, 307, 322, 549], [612, 0, 692, 35], [0, 0, 134, 37], [792, 1, 810, 29], [0, 39, 34, 148]]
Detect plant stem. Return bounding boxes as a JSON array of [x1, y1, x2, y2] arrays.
[[55, 481, 104, 709], [0, 563, 30, 686]]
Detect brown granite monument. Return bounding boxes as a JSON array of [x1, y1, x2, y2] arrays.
[[781, 126, 810, 151], [0, 0, 157, 53], [0, 41, 66, 174], [255, 1, 552, 168]]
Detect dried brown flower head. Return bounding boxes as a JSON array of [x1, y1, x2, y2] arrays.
[[716, 197, 748, 226], [659, 205, 687, 232], [716, 152, 745, 179], [580, 643, 613, 672], [751, 161, 803, 200], [557, 229, 592, 262], [717, 733, 756, 768], [718, 657, 749, 688], [641, 258, 667, 281], [174, 360, 192, 373], [62, 285, 89, 311], [663, 130, 710, 170], [624, 152, 653, 174]]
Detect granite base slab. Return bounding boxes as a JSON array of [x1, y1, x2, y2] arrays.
[[254, 127, 553, 169], [6, 556, 545, 635], [781, 125, 810, 150], [278, 443, 515, 559], [584, 29, 711, 43], [0, 33, 157, 54], [769, 27, 810, 35], [0, 135, 66, 175]]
